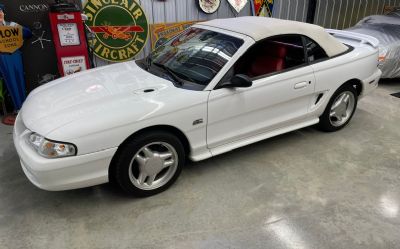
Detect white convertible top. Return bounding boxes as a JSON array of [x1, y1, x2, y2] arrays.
[[198, 16, 348, 57]]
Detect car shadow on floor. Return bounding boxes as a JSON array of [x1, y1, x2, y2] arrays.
[[0, 126, 318, 205], [0, 105, 378, 213]]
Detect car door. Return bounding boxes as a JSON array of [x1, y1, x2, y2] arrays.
[[207, 35, 316, 149]]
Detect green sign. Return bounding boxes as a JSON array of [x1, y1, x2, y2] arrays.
[[84, 0, 149, 62]]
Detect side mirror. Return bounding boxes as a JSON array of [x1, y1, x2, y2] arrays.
[[219, 74, 253, 89]]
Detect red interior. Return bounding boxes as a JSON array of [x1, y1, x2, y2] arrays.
[[246, 42, 288, 77]]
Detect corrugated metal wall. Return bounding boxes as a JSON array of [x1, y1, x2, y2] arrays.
[[272, 0, 309, 22], [314, 0, 400, 29], [82, 0, 400, 64], [274, 0, 400, 28]]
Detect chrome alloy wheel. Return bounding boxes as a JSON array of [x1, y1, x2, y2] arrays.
[[329, 91, 356, 127], [114, 131, 185, 196], [128, 142, 178, 190]]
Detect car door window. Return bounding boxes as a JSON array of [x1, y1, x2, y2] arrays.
[[304, 36, 329, 62], [220, 35, 307, 84]]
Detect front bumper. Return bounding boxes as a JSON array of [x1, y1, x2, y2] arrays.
[[13, 115, 118, 191]]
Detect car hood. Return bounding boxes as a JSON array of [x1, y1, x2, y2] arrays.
[[21, 61, 188, 137]]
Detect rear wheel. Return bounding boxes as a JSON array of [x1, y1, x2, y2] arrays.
[[114, 131, 185, 196], [317, 85, 358, 132]]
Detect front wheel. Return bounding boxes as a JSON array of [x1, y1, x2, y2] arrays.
[[113, 131, 185, 197], [317, 85, 358, 132]]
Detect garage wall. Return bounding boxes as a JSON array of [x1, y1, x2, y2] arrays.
[[135, 0, 252, 60], [273, 0, 309, 22], [82, 0, 253, 65], [314, 0, 400, 29], [274, 0, 400, 28], [82, 0, 400, 64], [83, 0, 310, 64]]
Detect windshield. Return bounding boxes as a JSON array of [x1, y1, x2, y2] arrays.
[[144, 27, 244, 90]]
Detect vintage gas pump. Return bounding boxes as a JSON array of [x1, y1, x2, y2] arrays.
[[48, 1, 90, 76]]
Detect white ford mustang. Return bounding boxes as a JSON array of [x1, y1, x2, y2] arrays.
[[13, 17, 381, 196]]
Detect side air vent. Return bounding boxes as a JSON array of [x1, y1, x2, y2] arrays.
[[133, 87, 159, 95], [143, 89, 155, 93], [315, 93, 323, 105]]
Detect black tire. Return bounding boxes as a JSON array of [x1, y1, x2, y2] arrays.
[[317, 84, 358, 132], [113, 131, 185, 197]]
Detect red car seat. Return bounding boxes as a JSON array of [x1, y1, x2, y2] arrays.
[[247, 42, 288, 77]]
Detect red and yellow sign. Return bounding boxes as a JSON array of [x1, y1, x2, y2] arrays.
[[0, 26, 23, 53], [253, 0, 274, 17], [150, 21, 199, 50]]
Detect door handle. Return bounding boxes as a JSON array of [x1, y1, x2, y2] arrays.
[[294, 81, 308, 89]]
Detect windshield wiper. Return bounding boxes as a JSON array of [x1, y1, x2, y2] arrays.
[[146, 55, 152, 70], [152, 62, 185, 86]]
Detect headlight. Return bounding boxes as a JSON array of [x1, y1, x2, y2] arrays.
[[28, 133, 77, 158]]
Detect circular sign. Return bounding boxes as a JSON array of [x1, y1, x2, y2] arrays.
[[83, 0, 148, 62], [198, 0, 221, 14]]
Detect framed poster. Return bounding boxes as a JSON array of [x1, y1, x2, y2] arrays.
[[61, 56, 87, 75], [57, 23, 80, 46], [150, 21, 199, 50]]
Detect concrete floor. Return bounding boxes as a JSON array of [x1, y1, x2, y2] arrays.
[[1, 80, 400, 249]]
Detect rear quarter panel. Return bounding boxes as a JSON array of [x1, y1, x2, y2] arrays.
[[310, 43, 379, 117]]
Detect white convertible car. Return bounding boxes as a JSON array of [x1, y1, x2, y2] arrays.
[[14, 17, 381, 196]]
